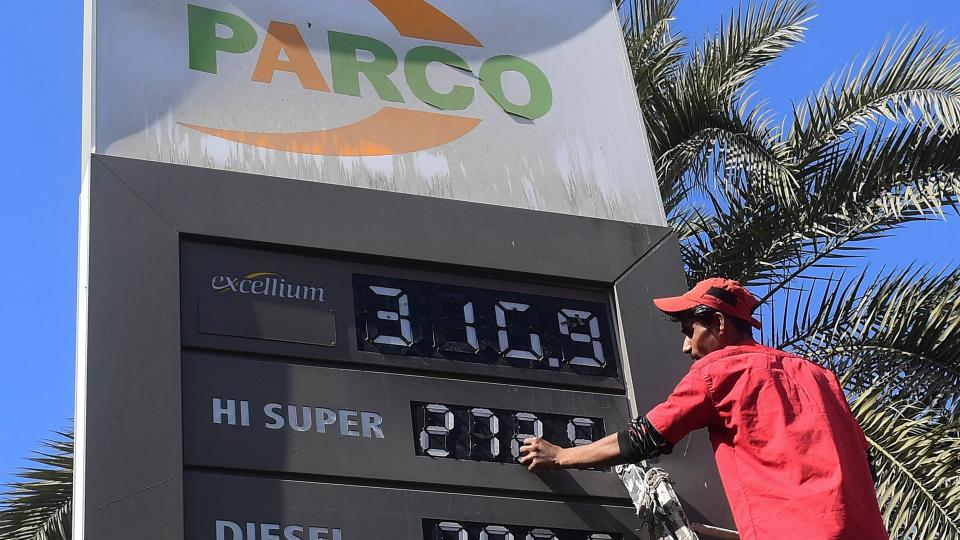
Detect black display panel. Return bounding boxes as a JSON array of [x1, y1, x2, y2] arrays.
[[355, 275, 618, 378], [182, 352, 632, 498], [180, 240, 625, 390], [412, 402, 604, 463], [184, 472, 644, 540], [422, 519, 621, 540]]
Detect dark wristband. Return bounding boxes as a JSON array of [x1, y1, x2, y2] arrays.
[[617, 415, 674, 463], [617, 428, 634, 460]]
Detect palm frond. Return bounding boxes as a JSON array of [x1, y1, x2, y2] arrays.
[[772, 266, 960, 411], [621, 0, 686, 109], [852, 386, 960, 540], [661, 166, 700, 232], [631, 1, 810, 200], [686, 0, 815, 98], [789, 29, 960, 156], [0, 430, 73, 540], [681, 125, 960, 288], [652, 90, 790, 193], [756, 124, 960, 295]]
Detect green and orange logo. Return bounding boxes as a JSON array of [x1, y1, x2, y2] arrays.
[[182, 1, 553, 156]]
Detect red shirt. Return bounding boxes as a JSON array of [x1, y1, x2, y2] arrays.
[[645, 343, 888, 540]]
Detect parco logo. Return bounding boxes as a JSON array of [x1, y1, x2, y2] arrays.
[[182, 1, 554, 156], [211, 272, 325, 302]]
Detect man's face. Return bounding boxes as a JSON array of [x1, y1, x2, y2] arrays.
[[680, 315, 723, 361]]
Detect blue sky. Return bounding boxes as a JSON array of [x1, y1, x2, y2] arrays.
[[0, 1, 957, 488]]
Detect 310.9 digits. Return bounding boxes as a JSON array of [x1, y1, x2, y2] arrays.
[[354, 275, 617, 377]]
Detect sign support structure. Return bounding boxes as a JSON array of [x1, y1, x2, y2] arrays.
[[76, 1, 736, 539]]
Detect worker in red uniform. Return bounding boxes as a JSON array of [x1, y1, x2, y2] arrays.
[[519, 278, 888, 540]]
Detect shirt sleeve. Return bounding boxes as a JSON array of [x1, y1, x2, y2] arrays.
[[645, 366, 715, 444]]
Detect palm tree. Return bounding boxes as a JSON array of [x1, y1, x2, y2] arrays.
[[0, 430, 72, 540], [622, 0, 960, 538]]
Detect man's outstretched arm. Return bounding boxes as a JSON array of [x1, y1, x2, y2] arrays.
[[518, 416, 674, 471], [519, 432, 623, 471]]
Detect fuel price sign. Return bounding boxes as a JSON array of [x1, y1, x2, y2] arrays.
[[76, 1, 733, 538]]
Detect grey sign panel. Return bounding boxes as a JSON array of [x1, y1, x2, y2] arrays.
[[76, 156, 734, 540], [184, 472, 644, 540], [182, 352, 631, 498], [180, 239, 625, 391], [102, 156, 658, 283]]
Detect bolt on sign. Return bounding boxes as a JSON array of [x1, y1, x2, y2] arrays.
[[75, 1, 735, 540], [83, 0, 665, 224]]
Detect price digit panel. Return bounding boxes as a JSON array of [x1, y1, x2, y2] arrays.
[[354, 275, 617, 378], [421, 519, 621, 540], [411, 402, 604, 463]]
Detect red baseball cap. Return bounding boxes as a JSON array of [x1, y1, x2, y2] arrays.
[[653, 277, 761, 329]]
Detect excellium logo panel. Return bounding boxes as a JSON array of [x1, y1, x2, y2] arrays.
[[182, 1, 552, 156], [211, 272, 326, 302]]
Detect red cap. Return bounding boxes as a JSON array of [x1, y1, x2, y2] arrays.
[[653, 277, 761, 329]]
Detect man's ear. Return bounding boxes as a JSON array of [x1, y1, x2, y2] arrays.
[[711, 311, 726, 334]]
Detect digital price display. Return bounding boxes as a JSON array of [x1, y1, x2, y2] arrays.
[[412, 402, 603, 463], [179, 240, 625, 391], [355, 275, 617, 378], [422, 519, 621, 540]]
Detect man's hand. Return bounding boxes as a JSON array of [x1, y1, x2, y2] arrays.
[[519, 432, 625, 471], [518, 437, 566, 471]]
